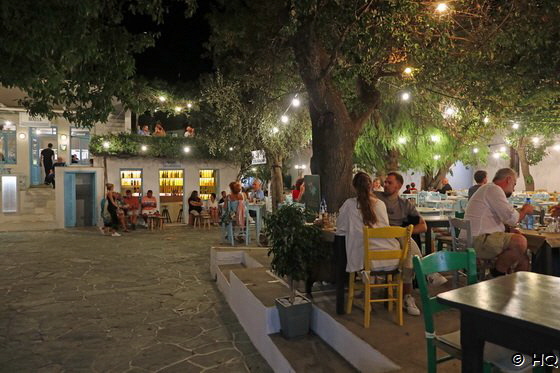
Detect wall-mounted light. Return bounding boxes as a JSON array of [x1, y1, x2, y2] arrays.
[[60, 144, 67, 151], [60, 134, 68, 142], [18, 133, 26, 140]]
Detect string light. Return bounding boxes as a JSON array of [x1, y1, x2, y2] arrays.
[[183, 146, 191, 153], [141, 145, 148, 152], [436, 3, 449, 12], [433, 154, 441, 160], [443, 106, 457, 118], [398, 136, 407, 144], [251, 167, 257, 172], [473, 147, 479, 154], [272, 127, 279, 134], [292, 97, 301, 107], [174, 106, 182, 113], [229, 147, 234, 151], [430, 134, 441, 143], [403, 67, 413, 75], [483, 117, 490, 124], [512, 122, 520, 130], [280, 115, 289, 124], [5, 120, 12, 126], [532, 137, 540, 145], [187, 103, 193, 109], [401, 92, 411, 101], [103, 141, 110, 149], [158, 96, 166, 102], [554, 144, 560, 151], [492, 152, 500, 159], [18, 133, 26, 139]]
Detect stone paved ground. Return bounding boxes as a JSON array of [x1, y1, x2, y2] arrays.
[[0, 226, 272, 373]]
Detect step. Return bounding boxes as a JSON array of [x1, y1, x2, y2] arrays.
[[0, 213, 56, 224], [0, 221, 57, 232]]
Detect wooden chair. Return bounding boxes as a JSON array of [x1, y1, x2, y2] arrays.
[[192, 213, 201, 228], [413, 249, 544, 373], [346, 225, 413, 328], [201, 212, 211, 229]]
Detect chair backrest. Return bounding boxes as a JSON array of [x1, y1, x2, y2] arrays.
[[362, 225, 413, 272], [448, 217, 471, 251], [412, 249, 478, 333]]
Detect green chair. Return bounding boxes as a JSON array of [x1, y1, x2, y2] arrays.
[[413, 249, 543, 373], [435, 211, 465, 252]]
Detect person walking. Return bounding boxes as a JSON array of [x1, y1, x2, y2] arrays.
[[40, 143, 55, 185]]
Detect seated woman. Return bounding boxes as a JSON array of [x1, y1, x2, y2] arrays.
[[153, 122, 166, 137], [207, 193, 219, 225], [336, 172, 401, 274], [224, 181, 246, 241], [292, 178, 305, 202], [188, 191, 204, 226]]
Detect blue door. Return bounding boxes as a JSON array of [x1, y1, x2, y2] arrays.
[[29, 129, 41, 185], [64, 173, 76, 227]]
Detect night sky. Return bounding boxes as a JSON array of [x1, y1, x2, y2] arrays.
[[125, 1, 213, 84]]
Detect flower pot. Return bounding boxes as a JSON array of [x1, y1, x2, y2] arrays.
[[275, 295, 312, 339]]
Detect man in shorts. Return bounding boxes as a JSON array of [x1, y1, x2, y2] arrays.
[[141, 190, 158, 224], [123, 189, 140, 229], [464, 168, 534, 275]]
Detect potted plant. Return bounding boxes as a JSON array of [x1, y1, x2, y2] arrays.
[[265, 203, 328, 339]]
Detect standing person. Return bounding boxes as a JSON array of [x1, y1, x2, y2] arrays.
[[224, 181, 246, 241], [437, 178, 452, 195], [122, 189, 140, 229], [207, 193, 219, 225], [464, 168, 534, 276], [468, 170, 488, 200], [188, 191, 204, 226], [375, 171, 448, 315], [105, 184, 122, 236], [292, 178, 305, 202], [40, 143, 55, 185], [372, 178, 384, 192]]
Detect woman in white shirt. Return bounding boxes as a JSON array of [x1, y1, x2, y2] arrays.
[[207, 193, 219, 224], [336, 172, 400, 273]]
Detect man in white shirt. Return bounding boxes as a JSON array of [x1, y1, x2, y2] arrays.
[[464, 168, 534, 275]]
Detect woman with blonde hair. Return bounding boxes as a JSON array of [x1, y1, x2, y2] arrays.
[[224, 181, 246, 241]]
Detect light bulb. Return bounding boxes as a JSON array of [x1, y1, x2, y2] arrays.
[[436, 3, 449, 12], [60, 134, 67, 141], [272, 127, 279, 134], [483, 117, 490, 124], [444, 106, 456, 117], [553, 144, 560, 151], [18, 133, 26, 139], [473, 147, 479, 154], [430, 135, 440, 143], [141, 145, 148, 152], [229, 147, 234, 151], [301, 165, 307, 169], [158, 96, 166, 102], [492, 152, 500, 159], [500, 146, 506, 152], [102, 141, 110, 149], [5, 120, 12, 126], [433, 154, 441, 160], [187, 103, 192, 108], [292, 97, 301, 107], [183, 146, 191, 153], [174, 106, 182, 112], [403, 67, 413, 75], [281, 115, 289, 123], [398, 136, 407, 144], [532, 137, 540, 145], [512, 122, 520, 130], [251, 167, 257, 172], [401, 92, 411, 101]]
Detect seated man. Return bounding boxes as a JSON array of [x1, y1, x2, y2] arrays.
[[122, 189, 140, 229], [464, 168, 534, 276], [141, 190, 158, 224], [437, 178, 452, 195], [375, 172, 447, 316], [468, 170, 488, 200]]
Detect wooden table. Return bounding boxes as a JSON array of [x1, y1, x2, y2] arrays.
[[437, 272, 560, 373], [521, 229, 560, 276], [422, 215, 450, 255]]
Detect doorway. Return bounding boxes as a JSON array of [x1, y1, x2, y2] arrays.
[[64, 172, 97, 227], [29, 127, 58, 185]]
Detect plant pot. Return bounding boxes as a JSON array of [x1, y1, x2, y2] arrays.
[[275, 295, 312, 339]]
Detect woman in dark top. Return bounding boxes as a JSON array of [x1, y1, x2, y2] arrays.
[[106, 183, 120, 230], [188, 190, 203, 225]]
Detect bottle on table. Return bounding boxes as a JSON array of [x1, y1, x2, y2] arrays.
[[523, 198, 534, 230]]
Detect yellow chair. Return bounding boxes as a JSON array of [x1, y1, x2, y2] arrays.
[[346, 225, 413, 328]]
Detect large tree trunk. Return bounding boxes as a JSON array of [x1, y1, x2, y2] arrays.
[[270, 155, 284, 212], [516, 137, 535, 191], [422, 163, 452, 191], [293, 16, 380, 212]]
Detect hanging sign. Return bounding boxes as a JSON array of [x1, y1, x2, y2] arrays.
[[251, 150, 267, 165]]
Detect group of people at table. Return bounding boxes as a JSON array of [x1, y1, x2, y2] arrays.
[[335, 168, 560, 316]]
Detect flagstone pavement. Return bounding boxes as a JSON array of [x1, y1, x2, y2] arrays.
[[0, 226, 272, 373]]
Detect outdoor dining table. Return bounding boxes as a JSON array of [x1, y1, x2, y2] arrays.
[[421, 215, 450, 255], [520, 229, 560, 277], [437, 272, 560, 373], [416, 207, 454, 216], [246, 202, 266, 245]]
